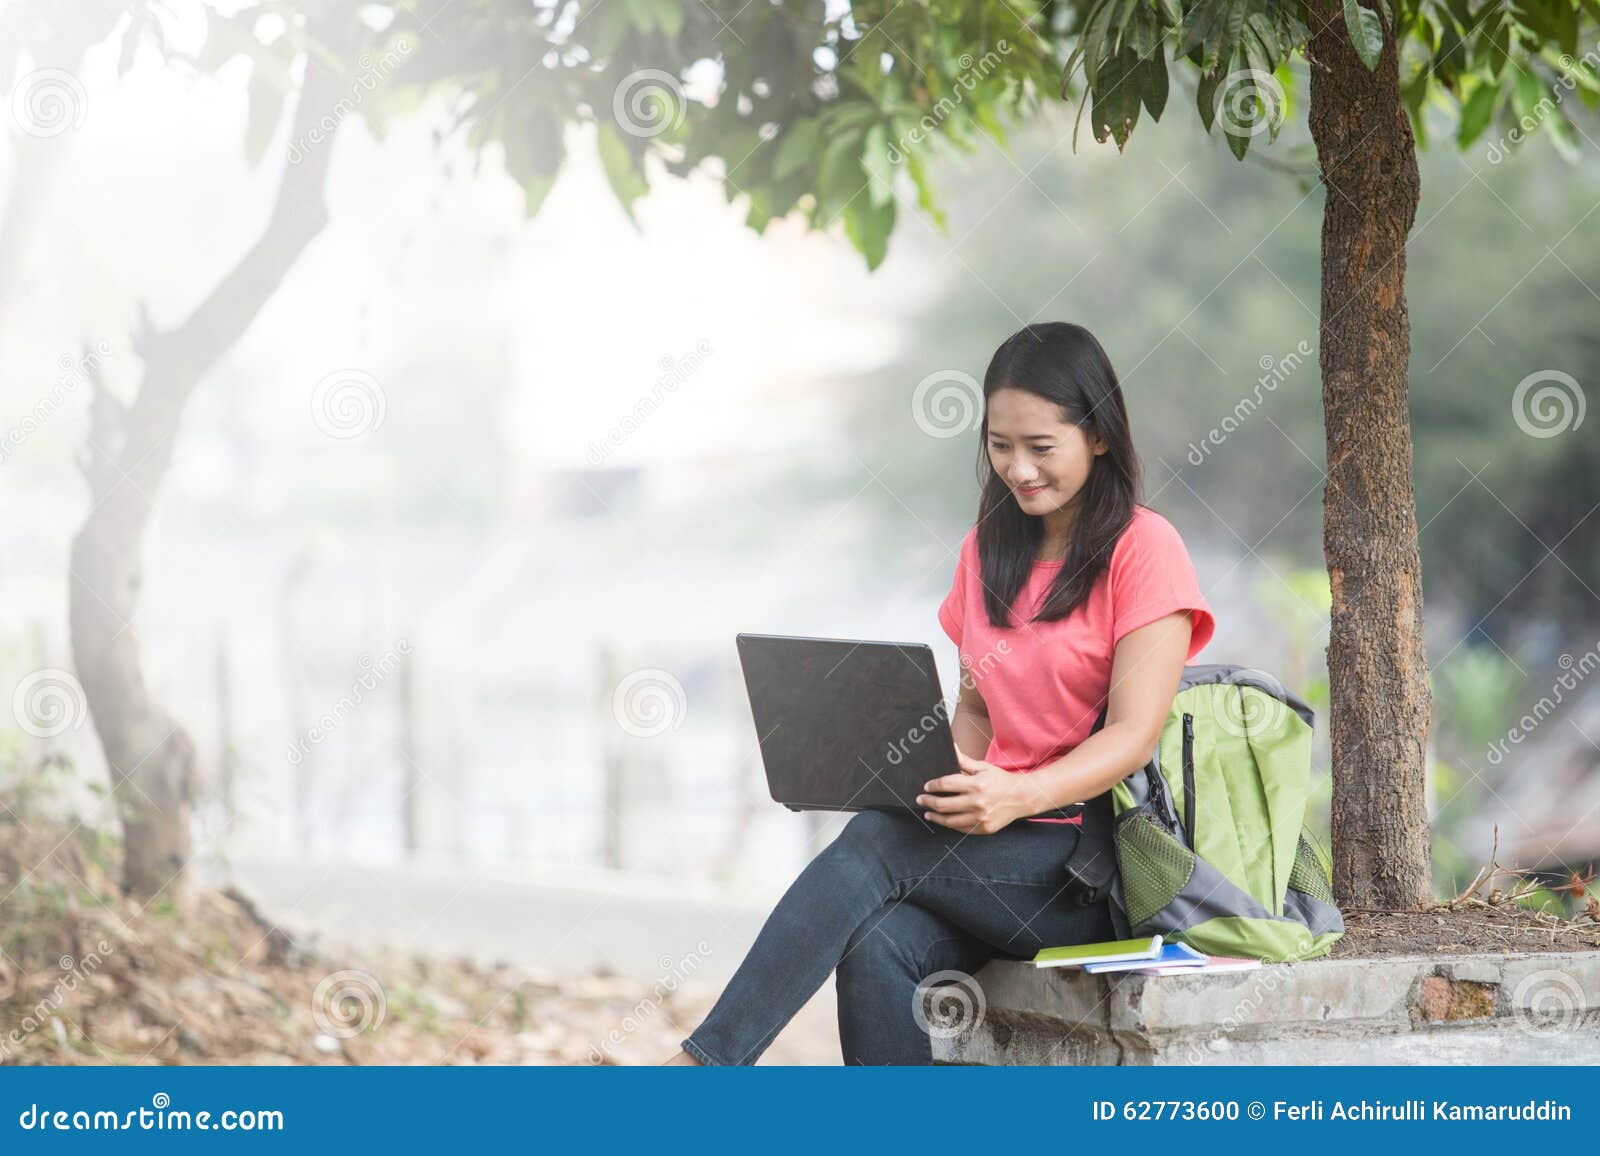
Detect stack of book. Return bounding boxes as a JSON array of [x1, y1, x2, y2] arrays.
[[1032, 935, 1262, 976]]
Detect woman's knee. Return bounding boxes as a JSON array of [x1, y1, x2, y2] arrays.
[[828, 808, 915, 866], [837, 900, 958, 983]]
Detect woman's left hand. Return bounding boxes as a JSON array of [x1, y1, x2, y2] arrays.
[[916, 752, 1031, 834]]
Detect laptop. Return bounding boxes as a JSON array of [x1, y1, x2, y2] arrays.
[[735, 633, 959, 813]]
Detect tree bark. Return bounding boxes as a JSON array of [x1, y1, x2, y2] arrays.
[[1306, 0, 1432, 910], [69, 34, 346, 900]]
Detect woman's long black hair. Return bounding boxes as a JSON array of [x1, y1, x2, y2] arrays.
[[977, 322, 1143, 628]]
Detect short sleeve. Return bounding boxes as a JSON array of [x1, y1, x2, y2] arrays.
[[1109, 511, 1216, 660], [938, 529, 976, 647]]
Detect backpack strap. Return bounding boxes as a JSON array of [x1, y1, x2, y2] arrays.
[[1059, 702, 1119, 907]]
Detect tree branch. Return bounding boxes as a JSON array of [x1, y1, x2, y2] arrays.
[[114, 22, 354, 495]]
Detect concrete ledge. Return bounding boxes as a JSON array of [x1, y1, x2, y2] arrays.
[[932, 952, 1600, 1065]]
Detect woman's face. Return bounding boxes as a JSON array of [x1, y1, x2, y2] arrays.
[[985, 387, 1107, 519]]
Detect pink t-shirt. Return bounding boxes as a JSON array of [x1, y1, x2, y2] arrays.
[[937, 505, 1216, 824]]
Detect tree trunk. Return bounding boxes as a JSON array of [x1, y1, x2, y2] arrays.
[[68, 34, 346, 900], [1306, 0, 1433, 910]]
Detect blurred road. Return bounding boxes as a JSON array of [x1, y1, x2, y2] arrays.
[[224, 856, 841, 1064]]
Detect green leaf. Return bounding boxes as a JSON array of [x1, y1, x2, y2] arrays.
[[744, 185, 775, 231], [501, 115, 563, 218], [654, 0, 685, 38], [1082, 0, 1122, 87], [1226, 122, 1251, 160], [624, 0, 683, 37], [1546, 45, 1600, 94], [973, 99, 1007, 145], [1344, 0, 1384, 71], [1090, 48, 1142, 150], [592, 1, 634, 57], [843, 194, 896, 269], [621, 0, 657, 33], [1220, 0, 1248, 69], [597, 122, 649, 221], [1510, 68, 1541, 120], [1112, 0, 1143, 54], [1401, 73, 1429, 143], [1553, 1, 1579, 57], [1197, 66, 1222, 133], [1246, 10, 1281, 62], [1175, 0, 1216, 62], [1128, 7, 1161, 58], [1486, 15, 1511, 78], [815, 128, 866, 222], [1139, 52, 1170, 120], [1275, 59, 1298, 125], [863, 122, 895, 207], [1545, 106, 1581, 161], [904, 148, 946, 229], [197, 7, 261, 76], [773, 117, 821, 180], [1456, 79, 1498, 147]]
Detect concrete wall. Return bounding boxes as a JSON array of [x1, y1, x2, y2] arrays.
[[933, 952, 1600, 1065]]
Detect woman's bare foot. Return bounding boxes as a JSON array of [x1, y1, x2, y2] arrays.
[[663, 1049, 703, 1066]]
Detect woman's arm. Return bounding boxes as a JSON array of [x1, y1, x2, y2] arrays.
[[917, 611, 1193, 833], [948, 666, 993, 762]]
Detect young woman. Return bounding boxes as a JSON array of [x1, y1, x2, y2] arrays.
[[666, 321, 1215, 1065]]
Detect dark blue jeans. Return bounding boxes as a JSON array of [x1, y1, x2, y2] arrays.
[[681, 808, 1115, 1065]]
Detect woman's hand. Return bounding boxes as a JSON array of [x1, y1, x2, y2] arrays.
[[916, 751, 1031, 835]]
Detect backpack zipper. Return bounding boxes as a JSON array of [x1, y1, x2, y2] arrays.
[[1181, 713, 1196, 845]]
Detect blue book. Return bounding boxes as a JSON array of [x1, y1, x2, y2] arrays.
[[1081, 942, 1207, 973]]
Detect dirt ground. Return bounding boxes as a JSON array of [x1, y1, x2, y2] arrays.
[[0, 802, 839, 1066], [1332, 903, 1600, 957]]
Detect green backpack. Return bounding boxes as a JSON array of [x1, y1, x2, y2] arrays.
[[1065, 665, 1343, 962]]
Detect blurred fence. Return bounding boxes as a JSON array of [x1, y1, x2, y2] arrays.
[[1, 612, 829, 892]]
